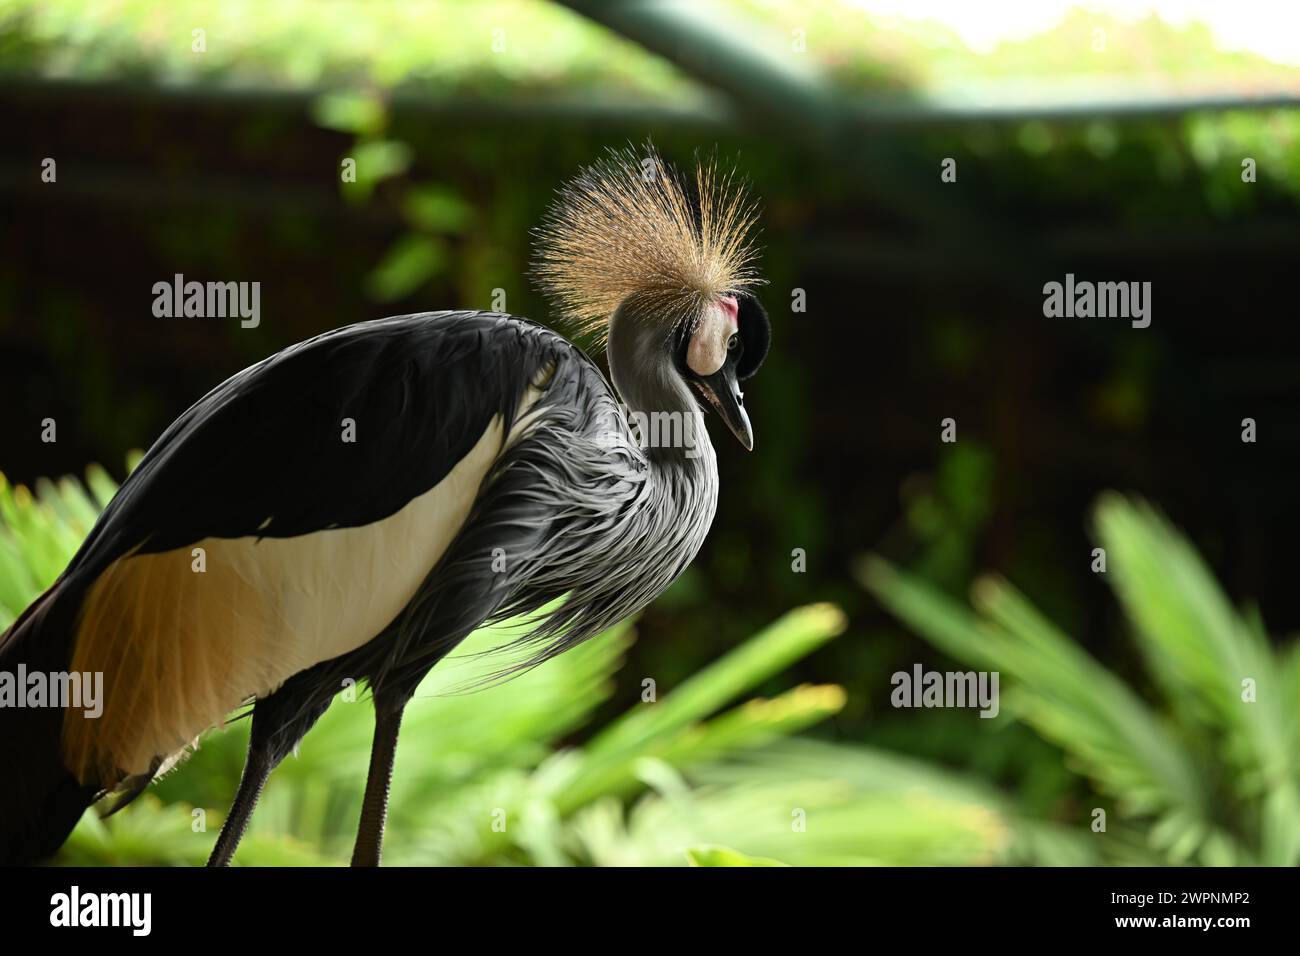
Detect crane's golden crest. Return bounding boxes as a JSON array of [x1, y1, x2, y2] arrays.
[[533, 145, 763, 343]]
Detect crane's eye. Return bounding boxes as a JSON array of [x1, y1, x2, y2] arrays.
[[727, 334, 739, 351]]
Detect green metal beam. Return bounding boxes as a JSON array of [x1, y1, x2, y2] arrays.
[[554, 0, 843, 150]]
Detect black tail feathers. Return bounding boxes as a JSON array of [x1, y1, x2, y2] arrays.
[[0, 583, 99, 865]]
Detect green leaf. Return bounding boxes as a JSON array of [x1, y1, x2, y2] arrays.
[[404, 186, 474, 233], [586, 603, 847, 760], [366, 234, 445, 301], [686, 845, 789, 867], [311, 92, 386, 137]]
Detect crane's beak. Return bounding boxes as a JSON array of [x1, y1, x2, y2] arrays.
[[696, 365, 753, 451]]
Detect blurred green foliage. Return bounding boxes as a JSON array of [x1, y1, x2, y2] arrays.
[[0, 0, 693, 97], [5, 1, 1298, 98], [865, 495, 1300, 866]]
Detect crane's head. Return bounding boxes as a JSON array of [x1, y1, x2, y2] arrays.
[[533, 145, 768, 450], [670, 290, 769, 450]]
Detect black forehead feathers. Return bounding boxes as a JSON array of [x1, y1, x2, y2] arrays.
[[735, 292, 770, 380]]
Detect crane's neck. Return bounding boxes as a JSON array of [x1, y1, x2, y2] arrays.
[[605, 306, 717, 478]]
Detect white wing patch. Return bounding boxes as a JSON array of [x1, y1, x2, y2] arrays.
[[64, 387, 547, 785]]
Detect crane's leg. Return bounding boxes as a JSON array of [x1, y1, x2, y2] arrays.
[[350, 690, 408, 867], [207, 679, 333, 867], [207, 709, 282, 867]]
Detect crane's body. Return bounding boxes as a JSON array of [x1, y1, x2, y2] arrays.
[[0, 148, 769, 865], [58, 310, 717, 786]]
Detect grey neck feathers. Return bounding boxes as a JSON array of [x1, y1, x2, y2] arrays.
[[606, 304, 717, 476]]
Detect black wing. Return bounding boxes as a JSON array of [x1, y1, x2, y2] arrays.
[[63, 311, 564, 584]]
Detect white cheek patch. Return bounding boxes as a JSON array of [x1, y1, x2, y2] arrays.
[[686, 298, 739, 377]]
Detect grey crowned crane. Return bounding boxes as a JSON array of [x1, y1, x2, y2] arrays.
[[0, 148, 770, 866]]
